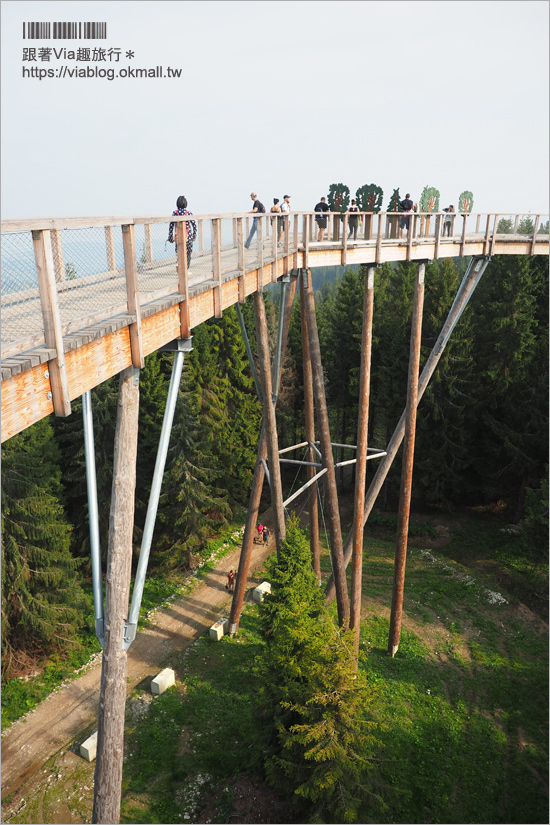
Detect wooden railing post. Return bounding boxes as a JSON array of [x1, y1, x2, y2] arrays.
[[32, 229, 71, 417], [51, 228, 65, 285], [121, 224, 144, 368], [490, 214, 499, 256], [212, 218, 223, 317], [531, 215, 541, 254], [198, 218, 204, 254], [271, 215, 278, 283], [144, 223, 153, 263], [105, 225, 117, 274], [375, 212, 383, 264], [341, 213, 348, 266], [237, 217, 246, 302]]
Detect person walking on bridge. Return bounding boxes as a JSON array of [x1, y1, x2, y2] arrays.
[[399, 193, 414, 238], [168, 195, 197, 268], [245, 192, 266, 249], [278, 194, 291, 246], [314, 196, 330, 241], [348, 198, 360, 241], [443, 204, 455, 237]]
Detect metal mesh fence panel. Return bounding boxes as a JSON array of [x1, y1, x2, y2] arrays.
[[135, 222, 179, 301], [52, 226, 128, 329], [1, 231, 43, 348]]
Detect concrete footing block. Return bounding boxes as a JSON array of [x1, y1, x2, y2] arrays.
[[80, 731, 98, 762], [209, 617, 228, 641], [252, 581, 271, 603], [151, 667, 175, 695]]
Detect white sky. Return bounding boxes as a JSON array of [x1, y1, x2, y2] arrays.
[[1, 0, 548, 219]]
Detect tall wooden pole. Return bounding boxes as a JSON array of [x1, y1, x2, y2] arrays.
[[350, 266, 375, 655], [254, 292, 286, 555], [324, 256, 490, 605], [299, 274, 320, 583], [303, 270, 350, 627], [229, 275, 297, 634], [388, 261, 425, 657], [92, 365, 140, 824]]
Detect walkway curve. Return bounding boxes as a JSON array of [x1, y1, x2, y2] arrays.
[[1, 529, 275, 806]]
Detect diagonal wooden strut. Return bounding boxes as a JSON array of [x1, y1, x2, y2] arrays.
[[229, 275, 298, 635], [325, 255, 492, 605], [303, 268, 350, 627]]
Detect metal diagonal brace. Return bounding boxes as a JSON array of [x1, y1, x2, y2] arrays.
[[122, 339, 191, 651], [82, 390, 104, 646], [236, 303, 262, 402]]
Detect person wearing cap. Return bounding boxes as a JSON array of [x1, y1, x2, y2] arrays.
[[244, 192, 266, 249], [278, 194, 291, 246]]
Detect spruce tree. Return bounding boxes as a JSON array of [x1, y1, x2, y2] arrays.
[[1, 419, 87, 677], [258, 517, 383, 823]]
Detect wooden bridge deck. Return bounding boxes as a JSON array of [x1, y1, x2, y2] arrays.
[[1, 211, 548, 441]]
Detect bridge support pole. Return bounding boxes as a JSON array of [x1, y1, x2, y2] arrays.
[[350, 265, 375, 657], [303, 269, 350, 628], [92, 365, 140, 825], [324, 256, 491, 605], [82, 390, 104, 645], [254, 291, 286, 557], [299, 272, 320, 583], [229, 275, 297, 634], [388, 261, 426, 657]]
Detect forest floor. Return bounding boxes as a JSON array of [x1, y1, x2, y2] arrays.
[[0, 516, 277, 825], [2, 504, 548, 824]]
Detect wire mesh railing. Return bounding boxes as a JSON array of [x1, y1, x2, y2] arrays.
[[1, 212, 547, 362]]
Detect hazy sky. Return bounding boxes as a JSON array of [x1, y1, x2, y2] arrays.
[[1, 0, 548, 219]]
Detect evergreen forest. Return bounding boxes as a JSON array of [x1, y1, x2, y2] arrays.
[[1, 253, 548, 823]]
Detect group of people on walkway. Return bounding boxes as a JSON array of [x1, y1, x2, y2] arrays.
[[168, 190, 458, 267], [245, 192, 292, 249]]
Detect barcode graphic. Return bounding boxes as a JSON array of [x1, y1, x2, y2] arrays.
[[23, 22, 107, 40]]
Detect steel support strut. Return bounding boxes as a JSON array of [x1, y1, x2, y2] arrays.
[[122, 343, 189, 650], [388, 262, 426, 656], [350, 265, 375, 654], [325, 255, 491, 604], [82, 390, 104, 645]]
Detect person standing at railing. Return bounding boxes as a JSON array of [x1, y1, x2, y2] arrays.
[[443, 205, 455, 237], [168, 195, 197, 268], [399, 193, 414, 238], [278, 194, 291, 247], [348, 198, 360, 240], [314, 196, 330, 241], [271, 198, 284, 243], [244, 192, 266, 249]]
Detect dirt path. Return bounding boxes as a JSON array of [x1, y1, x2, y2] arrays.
[[1, 531, 275, 808]]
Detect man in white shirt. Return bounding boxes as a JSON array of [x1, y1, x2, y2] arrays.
[[279, 195, 291, 246]]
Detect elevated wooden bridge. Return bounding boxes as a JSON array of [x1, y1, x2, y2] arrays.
[[2, 207, 548, 819], [1, 209, 547, 442]]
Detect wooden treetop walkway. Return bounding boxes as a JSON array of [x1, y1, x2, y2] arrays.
[[1, 210, 548, 442]]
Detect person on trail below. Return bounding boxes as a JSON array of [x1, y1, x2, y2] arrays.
[[262, 525, 270, 545], [226, 570, 236, 592], [168, 195, 197, 268], [256, 523, 264, 542]]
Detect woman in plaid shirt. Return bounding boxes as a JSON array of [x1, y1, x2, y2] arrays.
[[168, 195, 198, 268]]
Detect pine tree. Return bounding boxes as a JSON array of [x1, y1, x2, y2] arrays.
[[1, 419, 87, 677], [258, 517, 383, 824]]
